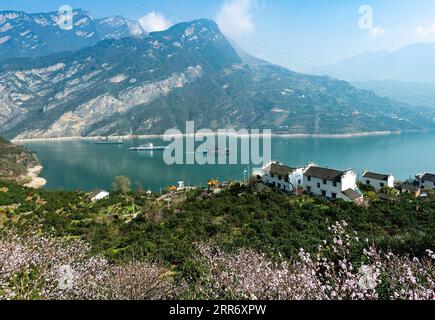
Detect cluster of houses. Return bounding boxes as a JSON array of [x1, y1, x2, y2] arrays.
[[86, 163, 435, 204], [260, 161, 435, 203]]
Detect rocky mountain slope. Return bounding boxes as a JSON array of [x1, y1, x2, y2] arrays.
[[0, 18, 434, 139], [0, 136, 40, 181], [0, 9, 145, 61]]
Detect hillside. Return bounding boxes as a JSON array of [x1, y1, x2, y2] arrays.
[[0, 136, 40, 182], [0, 18, 434, 139], [352, 80, 435, 109], [0, 180, 433, 299]]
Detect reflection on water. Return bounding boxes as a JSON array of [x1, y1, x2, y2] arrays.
[[23, 132, 435, 192]]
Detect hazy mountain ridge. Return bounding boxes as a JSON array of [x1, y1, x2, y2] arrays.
[[352, 80, 435, 109], [0, 9, 146, 61], [314, 42, 435, 84], [0, 16, 434, 139]]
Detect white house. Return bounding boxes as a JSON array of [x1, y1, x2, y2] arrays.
[[262, 161, 304, 193], [89, 190, 110, 202], [303, 164, 362, 202], [178, 181, 185, 191], [362, 171, 395, 190], [415, 173, 435, 190]]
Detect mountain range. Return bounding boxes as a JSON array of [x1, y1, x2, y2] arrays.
[[308, 43, 435, 109], [0, 9, 145, 61], [323, 43, 435, 84], [0, 10, 434, 139]]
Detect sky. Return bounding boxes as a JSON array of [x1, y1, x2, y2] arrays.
[[2, 0, 435, 71]]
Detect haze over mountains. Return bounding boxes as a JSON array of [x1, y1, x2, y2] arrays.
[[0, 9, 434, 139], [310, 42, 435, 109]]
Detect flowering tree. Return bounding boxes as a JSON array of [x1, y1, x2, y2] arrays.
[[98, 261, 179, 300], [0, 226, 108, 300], [193, 221, 434, 300], [0, 226, 177, 300], [1, 222, 433, 300]]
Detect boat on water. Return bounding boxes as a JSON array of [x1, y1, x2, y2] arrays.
[[129, 143, 168, 151], [202, 148, 230, 155], [95, 137, 124, 145]]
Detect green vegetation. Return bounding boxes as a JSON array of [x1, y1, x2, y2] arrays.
[[2, 20, 434, 139], [0, 179, 433, 279], [0, 137, 39, 181]]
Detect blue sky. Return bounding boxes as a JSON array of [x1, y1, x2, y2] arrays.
[[2, 0, 435, 71]]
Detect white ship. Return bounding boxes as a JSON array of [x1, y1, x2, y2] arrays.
[[129, 143, 168, 151]]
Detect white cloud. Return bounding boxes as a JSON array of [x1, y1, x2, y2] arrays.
[[416, 23, 435, 42], [368, 26, 386, 39], [138, 12, 171, 32], [216, 0, 256, 37]]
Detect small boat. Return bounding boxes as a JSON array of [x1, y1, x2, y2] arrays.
[[129, 143, 168, 151], [202, 148, 230, 155], [95, 137, 123, 145]]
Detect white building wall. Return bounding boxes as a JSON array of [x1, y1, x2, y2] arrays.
[[262, 173, 293, 192], [92, 191, 110, 201], [363, 176, 395, 190], [303, 176, 346, 200], [341, 171, 357, 191], [414, 175, 435, 190], [261, 163, 304, 193], [289, 168, 304, 190], [303, 170, 358, 201], [421, 181, 435, 190]]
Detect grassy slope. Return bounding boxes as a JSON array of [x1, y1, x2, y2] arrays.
[[0, 180, 433, 277]]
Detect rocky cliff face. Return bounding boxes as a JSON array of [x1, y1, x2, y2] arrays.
[[0, 136, 40, 183], [0, 16, 434, 139]]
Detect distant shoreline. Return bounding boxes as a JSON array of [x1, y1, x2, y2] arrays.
[[12, 131, 401, 143]]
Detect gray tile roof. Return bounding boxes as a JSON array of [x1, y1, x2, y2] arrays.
[[343, 189, 363, 201], [270, 163, 296, 177], [88, 190, 105, 199], [304, 166, 344, 182], [363, 172, 390, 181], [421, 173, 435, 183]]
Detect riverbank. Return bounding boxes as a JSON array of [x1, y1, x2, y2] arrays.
[[11, 131, 401, 143], [23, 165, 47, 189]]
